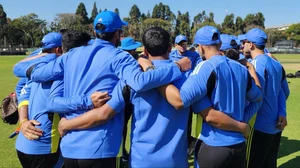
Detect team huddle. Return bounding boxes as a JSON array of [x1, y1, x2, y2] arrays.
[[12, 10, 289, 168]]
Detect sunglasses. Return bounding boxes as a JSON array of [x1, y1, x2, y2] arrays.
[[178, 42, 188, 47]]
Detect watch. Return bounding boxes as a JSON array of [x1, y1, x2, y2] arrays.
[[145, 65, 155, 72]]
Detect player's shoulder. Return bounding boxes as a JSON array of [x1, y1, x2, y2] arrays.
[[192, 60, 213, 76]]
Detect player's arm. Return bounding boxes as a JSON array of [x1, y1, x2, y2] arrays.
[[114, 53, 191, 92], [18, 53, 47, 62], [13, 53, 57, 78], [277, 89, 287, 130], [46, 80, 106, 113], [17, 82, 43, 140], [29, 53, 67, 83], [158, 62, 212, 109], [193, 97, 250, 138], [281, 67, 290, 99], [58, 82, 126, 136]]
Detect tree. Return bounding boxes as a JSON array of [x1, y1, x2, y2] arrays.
[[10, 13, 47, 47], [174, 11, 182, 37], [50, 13, 91, 34], [0, 4, 7, 25], [152, 4, 159, 18], [75, 2, 89, 24], [99, 9, 102, 13], [235, 16, 244, 34], [265, 29, 287, 47], [222, 13, 235, 33], [255, 12, 265, 28], [152, 3, 174, 21], [146, 11, 151, 18], [193, 13, 203, 25], [129, 4, 141, 23], [90, 2, 98, 23], [244, 12, 265, 28], [114, 8, 119, 15], [286, 23, 300, 46], [208, 12, 214, 23]]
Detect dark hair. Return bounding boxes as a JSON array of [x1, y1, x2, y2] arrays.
[[255, 44, 265, 50], [61, 30, 91, 53], [225, 48, 240, 61], [212, 33, 219, 41], [95, 23, 116, 41], [230, 39, 239, 50], [42, 48, 54, 53], [142, 27, 170, 56]]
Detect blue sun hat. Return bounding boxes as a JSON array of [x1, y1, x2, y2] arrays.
[[120, 37, 142, 50]]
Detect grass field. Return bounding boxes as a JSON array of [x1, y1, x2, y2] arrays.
[[0, 54, 299, 168]]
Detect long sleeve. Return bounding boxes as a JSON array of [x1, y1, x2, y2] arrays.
[[30, 54, 66, 83], [47, 80, 94, 113], [113, 53, 182, 92], [278, 89, 287, 118], [13, 54, 57, 78]]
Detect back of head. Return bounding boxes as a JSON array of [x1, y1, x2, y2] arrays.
[[220, 34, 239, 60], [61, 30, 91, 53], [142, 27, 170, 56], [194, 26, 221, 46], [93, 10, 128, 41], [245, 28, 267, 50], [41, 32, 62, 53]]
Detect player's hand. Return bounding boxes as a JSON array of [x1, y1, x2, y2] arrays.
[[176, 57, 191, 72], [90, 91, 110, 108], [138, 57, 152, 71], [58, 117, 68, 137], [21, 120, 43, 140], [277, 116, 287, 130], [242, 123, 250, 138]]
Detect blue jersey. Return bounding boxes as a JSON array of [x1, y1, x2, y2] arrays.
[[15, 53, 92, 155], [15, 48, 42, 106], [251, 54, 288, 134], [107, 60, 210, 167], [169, 49, 202, 77], [25, 39, 182, 159], [180, 55, 262, 146]]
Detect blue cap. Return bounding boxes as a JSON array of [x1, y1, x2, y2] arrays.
[[175, 34, 187, 44], [245, 28, 268, 46], [120, 37, 142, 50], [220, 34, 234, 51], [94, 10, 128, 34], [194, 26, 221, 46], [238, 34, 246, 42], [42, 32, 62, 49], [230, 35, 240, 45]]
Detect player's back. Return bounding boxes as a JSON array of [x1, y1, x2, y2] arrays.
[[252, 54, 283, 134], [200, 55, 249, 146]]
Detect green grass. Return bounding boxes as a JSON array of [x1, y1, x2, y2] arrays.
[[0, 54, 299, 168]]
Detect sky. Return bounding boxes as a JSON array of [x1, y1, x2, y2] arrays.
[[1, 0, 299, 27]]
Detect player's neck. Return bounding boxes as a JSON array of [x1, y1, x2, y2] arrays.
[[251, 50, 264, 59], [149, 54, 169, 61]]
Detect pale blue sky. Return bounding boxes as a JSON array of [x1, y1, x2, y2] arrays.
[[1, 0, 299, 27]]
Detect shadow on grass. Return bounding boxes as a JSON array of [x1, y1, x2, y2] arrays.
[[278, 136, 300, 167], [279, 156, 300, 168]]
